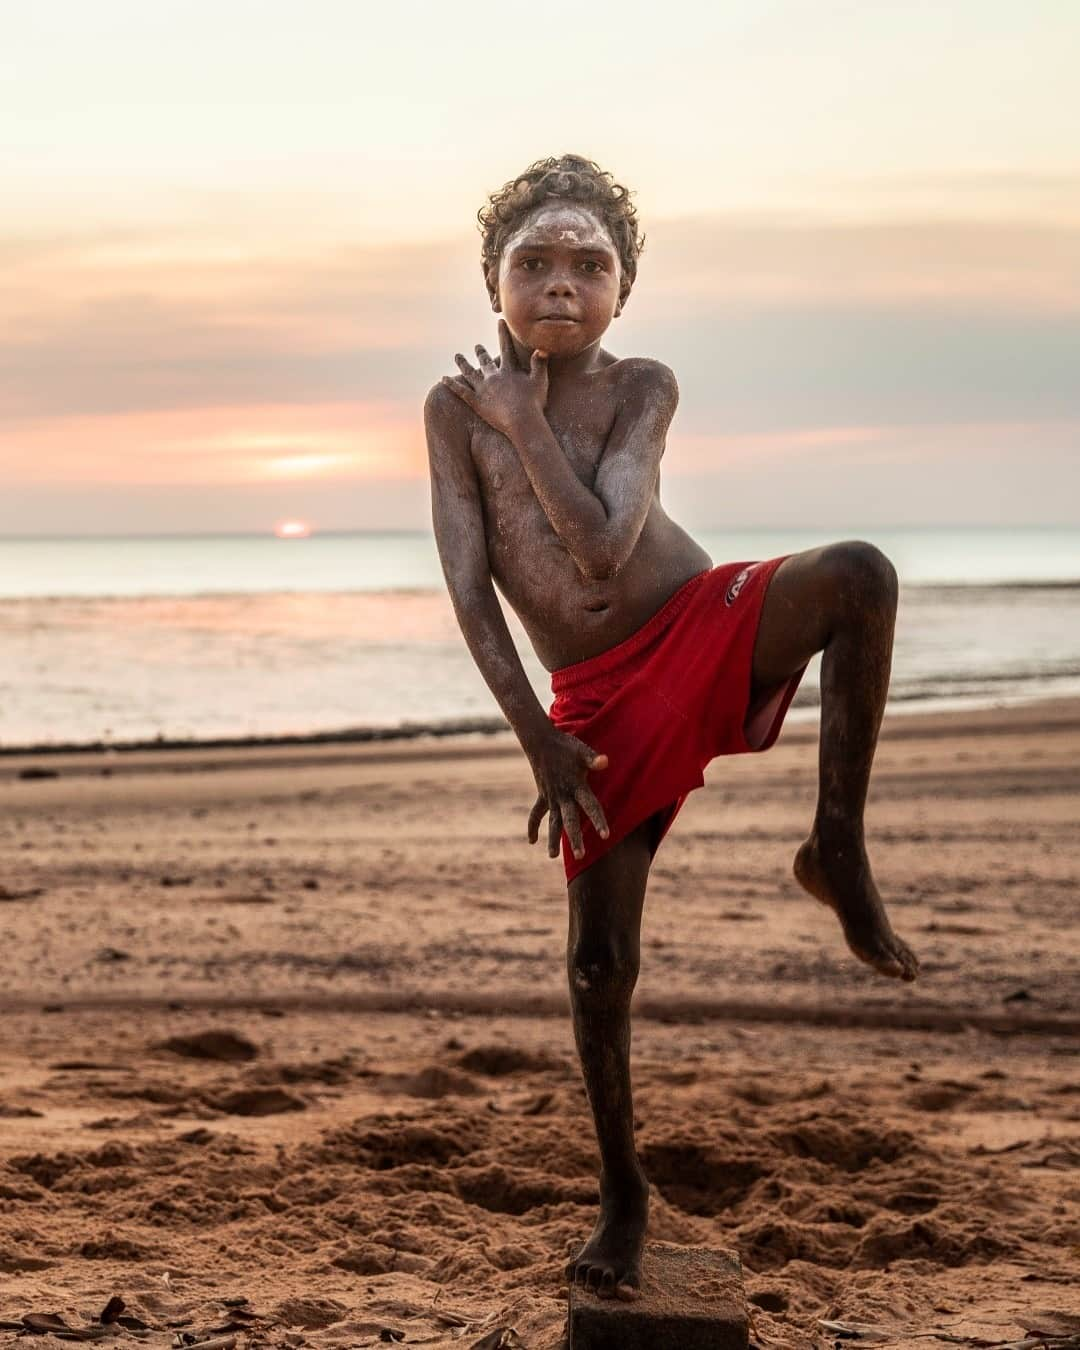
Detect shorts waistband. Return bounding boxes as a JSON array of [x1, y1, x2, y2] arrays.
[[550, 567, 714, 694]]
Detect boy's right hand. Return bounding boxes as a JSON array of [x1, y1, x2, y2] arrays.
[[525, 728, 610, 863]]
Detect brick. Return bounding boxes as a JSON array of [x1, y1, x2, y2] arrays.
[[569, 1242, 748, 1349]]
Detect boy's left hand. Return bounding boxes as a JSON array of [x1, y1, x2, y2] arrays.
[[441, 319, 548, 439]]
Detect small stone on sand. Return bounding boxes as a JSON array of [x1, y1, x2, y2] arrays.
[[158, 1030, 258, 1062]]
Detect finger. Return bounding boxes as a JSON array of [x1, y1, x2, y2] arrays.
[[530, 348, 548, 380], [574, 785, 609, 840], [527, 794, 547, 844], [440, 375, 477, 409], [475, 343, 497, 374], [497, 318, 518, 369], [547, 805, 562, 859], [561, 799, 584, 861], [454, 353, 481, 386]]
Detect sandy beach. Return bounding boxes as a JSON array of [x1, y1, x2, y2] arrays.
[[1, 699, 1077, 1348]]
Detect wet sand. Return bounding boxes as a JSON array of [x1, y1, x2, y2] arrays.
[[0, 699, 1077, 1348]]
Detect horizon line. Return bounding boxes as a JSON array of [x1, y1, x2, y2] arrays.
[[1, 523, 1079, 542]]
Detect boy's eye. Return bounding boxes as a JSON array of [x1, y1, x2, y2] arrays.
[[580, 260, 605, 273], [521, 258, 543, 271]]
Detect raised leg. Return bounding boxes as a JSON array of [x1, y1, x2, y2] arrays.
[[750, 541, 919, 981], [564, 814, 654, 1300]]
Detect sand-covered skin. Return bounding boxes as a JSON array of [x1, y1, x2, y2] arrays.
[[1, 700, 1078, 1347]]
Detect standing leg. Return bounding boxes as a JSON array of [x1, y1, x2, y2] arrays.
[[564, 815, 654, 1300], [750, 541, 919, 981]]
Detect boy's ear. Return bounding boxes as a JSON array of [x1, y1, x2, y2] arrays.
[[614, 278, 633, 317], [483, 262, 501, 312]]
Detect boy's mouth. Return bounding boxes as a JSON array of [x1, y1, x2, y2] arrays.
[[536, 314, 579, 325]]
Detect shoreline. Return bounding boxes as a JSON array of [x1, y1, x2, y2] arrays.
[[4, 689, 1080, 761], [0, 715, 512, 759], [3, 578, 1080, 601]]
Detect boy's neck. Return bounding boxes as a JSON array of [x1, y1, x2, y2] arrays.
[[509, 332, 607, 378]]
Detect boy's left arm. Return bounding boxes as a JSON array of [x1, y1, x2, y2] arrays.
[[514, 358, 677, 581], [443, 326, 677, 580]]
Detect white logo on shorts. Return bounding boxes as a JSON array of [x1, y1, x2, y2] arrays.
[[725, 565, 756, 606]]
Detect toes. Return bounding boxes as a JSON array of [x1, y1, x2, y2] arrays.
[[568, 1260, 626, 1299], [615, 1278, 641, 1302], [849, 935, 902, 979], [566, 1259, 588, 1287], [856, 931, 921, 982], [888, 936, 920, 981], [874, 953, 906, 979]]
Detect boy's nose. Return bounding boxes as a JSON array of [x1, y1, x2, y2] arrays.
[[545, 273, 576, 296]]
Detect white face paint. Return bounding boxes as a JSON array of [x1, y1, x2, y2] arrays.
[[500, 203, 619, 270]]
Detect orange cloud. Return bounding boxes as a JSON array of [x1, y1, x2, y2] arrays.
[[1, 402, 425, 485], [5, 228, 473, 353]]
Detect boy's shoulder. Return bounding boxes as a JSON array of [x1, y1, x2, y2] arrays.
[[424, 378, 465, 425], [599, 353, 675, 421], [423, 380, 478, 455], [607, 355, 678, 392]]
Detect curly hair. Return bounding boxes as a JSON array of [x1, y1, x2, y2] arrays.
[[478, 154, 644, 289]]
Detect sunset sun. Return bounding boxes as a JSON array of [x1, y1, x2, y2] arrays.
[[274, 519, 312, 539]]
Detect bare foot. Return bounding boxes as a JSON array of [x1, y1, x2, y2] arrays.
[[794, 828, 920, 982], [566, 1172, 649, 1301]]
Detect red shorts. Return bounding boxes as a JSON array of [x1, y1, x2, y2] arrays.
[[548, 556, 807, 884]]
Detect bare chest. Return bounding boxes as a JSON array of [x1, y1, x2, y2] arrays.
[[468, 405, 615, 508]]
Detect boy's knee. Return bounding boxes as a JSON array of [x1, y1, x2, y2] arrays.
[[568, 936, 639, 995], [821, 540, 898, 611]]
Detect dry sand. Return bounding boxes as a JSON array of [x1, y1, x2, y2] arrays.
[[0, 699, 1078, 1348]]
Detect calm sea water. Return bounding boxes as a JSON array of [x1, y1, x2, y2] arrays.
[[1, 528, 1078, 748]]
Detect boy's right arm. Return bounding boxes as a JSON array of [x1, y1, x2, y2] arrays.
[[424, 384, 609, 861], [425, 383, 553, 754]]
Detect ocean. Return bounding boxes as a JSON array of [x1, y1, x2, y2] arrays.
[[1, 527, 1078, 749]]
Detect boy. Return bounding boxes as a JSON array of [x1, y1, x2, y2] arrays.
[[425, 154, 918, 1302]]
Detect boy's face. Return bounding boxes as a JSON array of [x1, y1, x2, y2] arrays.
[[488, 203, 627, 357]]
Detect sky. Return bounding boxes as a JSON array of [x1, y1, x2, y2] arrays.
[[3, 0, 1079, 534]]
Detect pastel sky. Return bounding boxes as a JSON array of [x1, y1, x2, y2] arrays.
[[3, 1, 1078, 534]]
